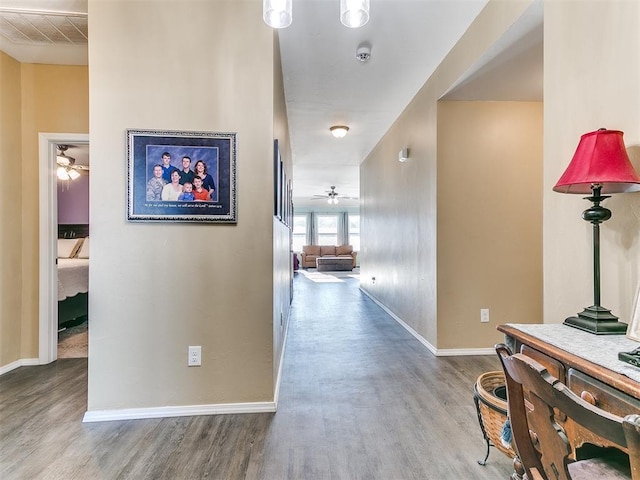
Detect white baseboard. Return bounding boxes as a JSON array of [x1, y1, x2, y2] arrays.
[[83, 401, 277, 423], [359, 288, 495, 357], [433, 347, 496, 356], [0, 358, 40, 376], [273, 312, 291, 408]]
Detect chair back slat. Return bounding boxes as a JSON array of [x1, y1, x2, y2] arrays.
[[496, 344, 640, 480]]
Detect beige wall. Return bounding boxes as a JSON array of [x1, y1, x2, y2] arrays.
[[21, 64, 89, 357], [0, 52, 23, 365], [362, 0, 640, 351], [544, 1, 640, 326], [273, 32, 293, 385], [360, 0, 535, 350], [87, 0, 284, 410], [437, 101, 542, 349], [0, 55, 88, 367]]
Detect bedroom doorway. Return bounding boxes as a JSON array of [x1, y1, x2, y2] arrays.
[[38, 133, 90, 364], [57, 159, 89, 358]]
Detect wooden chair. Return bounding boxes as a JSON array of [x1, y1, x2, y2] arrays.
[[495, 344, 640, 480]]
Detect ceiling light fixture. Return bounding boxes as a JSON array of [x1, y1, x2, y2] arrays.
[[341, 0, 370, 28], [57, 166, 70, 181], [330, 125, 349, 138], [56, 145, 85, 183], [56, 145, 76, 166], [263, 0, 368, 28], [263, 0, 292, 28]]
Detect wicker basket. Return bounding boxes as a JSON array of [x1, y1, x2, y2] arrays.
[[474, 370, 515, 461]]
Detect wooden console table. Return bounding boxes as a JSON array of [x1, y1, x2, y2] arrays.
[[498, 323, 640, 405], [497, 323, 640, 479]]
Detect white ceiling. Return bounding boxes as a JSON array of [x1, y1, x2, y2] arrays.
[[0, 0, 543, 210]]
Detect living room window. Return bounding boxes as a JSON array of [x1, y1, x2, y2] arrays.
[[317, 214, 338, 245], [349, 214, 360, 251], [292, 214, 307, 252]]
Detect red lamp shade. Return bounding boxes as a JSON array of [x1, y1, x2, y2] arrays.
[[554, 129, 640, 194]]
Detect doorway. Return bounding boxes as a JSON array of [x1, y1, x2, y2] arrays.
[[38, 133, 89, 364]]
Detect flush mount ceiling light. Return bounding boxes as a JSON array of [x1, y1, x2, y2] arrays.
[[341, 0, 370, 28], [263, 0, 292, 28], [330, 125, 349, 138]]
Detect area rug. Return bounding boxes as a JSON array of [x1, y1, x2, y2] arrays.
[[297, 269, 360, 281], [58, 321, 88, 358]]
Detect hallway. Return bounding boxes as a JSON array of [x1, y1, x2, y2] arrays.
[[0, 272, 513, 479]]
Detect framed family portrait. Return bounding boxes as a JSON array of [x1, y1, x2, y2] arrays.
[[127, 129, 237, 223]]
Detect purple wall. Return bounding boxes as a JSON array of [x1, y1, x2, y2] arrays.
[[57, 174, 89, 224]]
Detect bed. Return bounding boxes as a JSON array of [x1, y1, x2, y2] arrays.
[[58, 224, 89, 330]]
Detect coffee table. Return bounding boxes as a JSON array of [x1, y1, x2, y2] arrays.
[[316, 256, 353, 272]]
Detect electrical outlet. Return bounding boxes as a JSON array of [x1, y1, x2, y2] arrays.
[[188, 346, 201, 366], [480, 309, 490, 323]]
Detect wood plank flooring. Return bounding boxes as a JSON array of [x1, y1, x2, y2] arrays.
[[0, 271, 513, 479]]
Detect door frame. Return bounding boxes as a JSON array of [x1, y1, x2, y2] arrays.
[[38, 132, 89, 364]]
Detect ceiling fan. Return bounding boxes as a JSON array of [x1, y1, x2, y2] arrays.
[[312, 186, 358, 205], [56, 145, 88, 180]]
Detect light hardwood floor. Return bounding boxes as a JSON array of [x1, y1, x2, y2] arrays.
[[0, 271, 513, 479]]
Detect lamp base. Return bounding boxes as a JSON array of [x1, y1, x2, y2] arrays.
[[563, 305, 627, 335]]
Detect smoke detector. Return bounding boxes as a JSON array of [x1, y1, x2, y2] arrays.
[[356, 45, 371, 62]]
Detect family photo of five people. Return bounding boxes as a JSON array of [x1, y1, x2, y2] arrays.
[[146, 152, 217, 202]]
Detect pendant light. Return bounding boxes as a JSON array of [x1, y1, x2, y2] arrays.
[[263, 0, 292, 28], [263, 0, 369, 29], [340, 0, 369, 28]]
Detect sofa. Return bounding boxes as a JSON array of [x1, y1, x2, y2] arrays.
[[300, 245, 357, 269]]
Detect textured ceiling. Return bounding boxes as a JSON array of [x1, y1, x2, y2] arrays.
[[0, 9, 87, 45]]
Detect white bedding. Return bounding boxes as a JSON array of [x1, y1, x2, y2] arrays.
[[58, 258, 89, 301]]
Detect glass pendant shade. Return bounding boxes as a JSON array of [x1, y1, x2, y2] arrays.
[[57, 166, 70, 180], [340, 0, 369, 28], [263, 0, 292, 28], [68, 169, 81, 180]]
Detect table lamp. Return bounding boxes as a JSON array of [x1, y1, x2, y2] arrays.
[[554, 129, 640, 334]]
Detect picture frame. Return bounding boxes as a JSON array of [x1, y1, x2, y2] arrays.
[[127, 129, 237, 223], [627, 286, 640, 342], [274, 139, 282, 220], [287, 178, 293, 229]]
